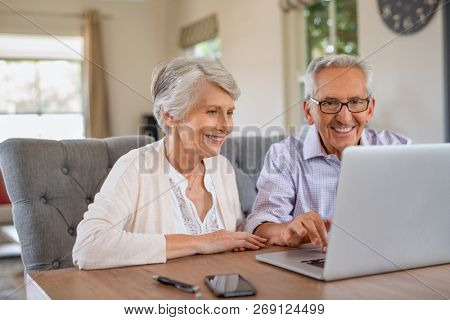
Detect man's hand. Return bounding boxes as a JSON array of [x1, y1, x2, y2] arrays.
[[279, 211, 330, 251]]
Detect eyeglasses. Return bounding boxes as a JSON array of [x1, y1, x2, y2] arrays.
[[309, 97, 371, 114]]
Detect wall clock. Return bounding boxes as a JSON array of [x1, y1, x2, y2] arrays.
[[377, 0, 440, 35]]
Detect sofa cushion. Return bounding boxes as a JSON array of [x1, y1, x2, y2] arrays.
[[221, 135, 285, 215]]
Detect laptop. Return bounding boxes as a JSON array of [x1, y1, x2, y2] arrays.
[[256, 144, 450, 281]]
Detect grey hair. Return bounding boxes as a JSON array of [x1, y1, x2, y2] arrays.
[[151, 56, 241, 134], [304, 54, 373, 100]]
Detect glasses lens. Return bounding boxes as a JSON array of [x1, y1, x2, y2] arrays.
[[348, 99, 369, 112], [320, 101, 341, 114]]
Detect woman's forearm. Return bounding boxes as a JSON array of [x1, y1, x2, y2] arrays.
[[166, 229, 267, 260], [165, 234, 204, 259]]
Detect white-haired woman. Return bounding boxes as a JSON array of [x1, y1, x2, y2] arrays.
[[73, 57, 266, 269]]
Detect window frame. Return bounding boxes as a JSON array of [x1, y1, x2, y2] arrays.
[[0, 34, 85, 141]]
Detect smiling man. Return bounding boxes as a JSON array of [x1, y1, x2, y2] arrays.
[[245, 54, 411, 251]]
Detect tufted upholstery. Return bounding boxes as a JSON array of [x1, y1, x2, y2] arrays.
[[0, 136, 153, 272], [0, 134, 284, 272], [220, 135, 286, 214]]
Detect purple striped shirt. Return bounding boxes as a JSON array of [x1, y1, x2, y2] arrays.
[[245, 125, 412, 233]]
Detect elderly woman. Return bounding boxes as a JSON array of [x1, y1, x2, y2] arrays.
[[72, 57, 266, 269]]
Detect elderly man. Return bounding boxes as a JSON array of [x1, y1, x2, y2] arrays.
[[245, 54, 411, 252]]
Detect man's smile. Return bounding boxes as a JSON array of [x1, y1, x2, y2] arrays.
[[330, 124, 357, 135]]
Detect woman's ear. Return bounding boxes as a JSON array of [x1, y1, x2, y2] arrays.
[[162, 112, 176, 129]]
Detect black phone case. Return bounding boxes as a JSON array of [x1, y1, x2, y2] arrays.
[[204, 274, 257, 298]]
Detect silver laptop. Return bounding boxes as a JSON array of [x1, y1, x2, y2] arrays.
[[256, 144, 450, 281]]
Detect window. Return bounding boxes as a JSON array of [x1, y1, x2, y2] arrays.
[[180, 14, 221, 60], [305, 0, 358, 63], [298, 0, 358, 99], [282, 0, 359, 130], [0, 34, 84, 142], [185, 37, 222, 60]]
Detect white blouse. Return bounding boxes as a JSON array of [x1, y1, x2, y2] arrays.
[[166, 158, 224, 234]]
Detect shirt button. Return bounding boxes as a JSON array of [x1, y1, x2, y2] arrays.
[[67, 227, 75, 236], [52, 260, 60, 269], [40, 196, 47, 204], [61, 167, 69, 175]]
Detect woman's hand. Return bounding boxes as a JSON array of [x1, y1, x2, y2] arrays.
[[196, 229, 267, 255]]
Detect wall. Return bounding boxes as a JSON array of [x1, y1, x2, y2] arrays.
[[3, 1, 439, 141], [0, 0, 165, 136], [282, 7, 307, 134], [358, 0, 445, 143], [163, 0, 286, 134]]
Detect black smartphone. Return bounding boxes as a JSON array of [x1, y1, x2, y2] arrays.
[[204, 273, 256, 297]]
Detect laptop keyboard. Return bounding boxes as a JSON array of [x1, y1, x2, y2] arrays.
[[301, 258, 325, 268]]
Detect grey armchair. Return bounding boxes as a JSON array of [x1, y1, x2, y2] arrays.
[[0, 135, 284, 272]]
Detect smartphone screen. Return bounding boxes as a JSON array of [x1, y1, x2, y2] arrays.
[[204, 273, 256, 297]]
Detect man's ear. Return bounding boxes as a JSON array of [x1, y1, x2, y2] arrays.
[[303, 99, 315, 125], [365, 97, 376, 124]]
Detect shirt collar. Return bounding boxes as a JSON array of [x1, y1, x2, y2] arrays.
[[302, 124, 368, 160], [359, 129, 369, 146], [303, 124, 328, 160], [164, 151, 214, 191], [165, 156, 188, 185]]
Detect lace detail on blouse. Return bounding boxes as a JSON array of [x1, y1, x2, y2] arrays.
[[167, 160, 223, 235]]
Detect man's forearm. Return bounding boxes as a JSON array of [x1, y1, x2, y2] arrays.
[[254, 222, 288, 246]]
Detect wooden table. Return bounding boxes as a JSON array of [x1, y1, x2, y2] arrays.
[[27, 246, 450, 299]]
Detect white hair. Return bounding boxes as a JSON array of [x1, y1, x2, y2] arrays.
[[151, 56, 240, 134], [304, 54, 373, 100]]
